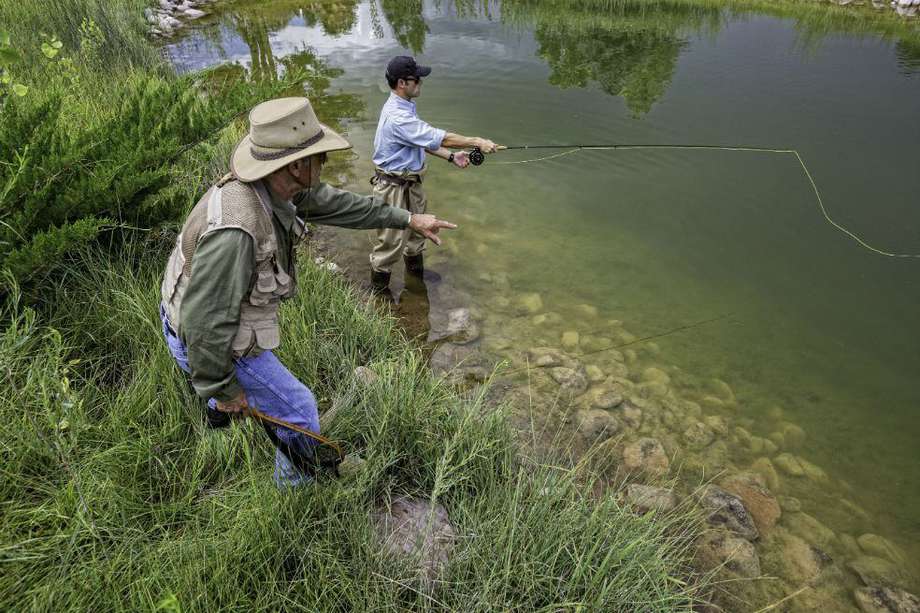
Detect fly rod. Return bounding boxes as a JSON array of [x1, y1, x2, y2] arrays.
[[463, 144, 920, 259]]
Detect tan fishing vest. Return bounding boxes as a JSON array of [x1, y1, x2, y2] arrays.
[[160, 175, 296, 357]]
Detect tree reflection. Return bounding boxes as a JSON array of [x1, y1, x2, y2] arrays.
[[378, 0, 428, 53], [503, 0, 721, 116]]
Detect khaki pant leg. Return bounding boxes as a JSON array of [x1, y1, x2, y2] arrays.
[[369, 180, 408, 273], [403, 182, 428, 258]]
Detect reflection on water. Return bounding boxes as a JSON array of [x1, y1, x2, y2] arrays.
[[164, 0, 920, 608]]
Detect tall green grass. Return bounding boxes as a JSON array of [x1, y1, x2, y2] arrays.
[[1, 251, 706, 611]]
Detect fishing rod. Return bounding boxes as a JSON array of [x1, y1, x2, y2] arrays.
[[462, 143, 920, 259], [466, 143, 798, 166]]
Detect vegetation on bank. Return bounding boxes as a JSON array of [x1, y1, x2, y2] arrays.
[[0, 0, 706, 610]]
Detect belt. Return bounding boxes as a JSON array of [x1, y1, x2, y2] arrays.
[[371, 170, 422, 187]]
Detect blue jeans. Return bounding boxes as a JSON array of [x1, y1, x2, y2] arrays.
[[160, 305, 318, 487]]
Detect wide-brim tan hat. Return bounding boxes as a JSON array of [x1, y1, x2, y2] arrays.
[[231, 97, 351, 182]]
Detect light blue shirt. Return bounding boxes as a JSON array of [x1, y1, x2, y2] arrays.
[[373, 93, 446, 173]]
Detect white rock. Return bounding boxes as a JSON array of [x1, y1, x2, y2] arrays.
[[183, 8, 206, 18]]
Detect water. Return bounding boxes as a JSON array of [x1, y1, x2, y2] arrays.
[[165, 0, 920, 605]]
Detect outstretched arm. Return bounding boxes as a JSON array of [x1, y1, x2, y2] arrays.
[[441, 133, 500, 153]]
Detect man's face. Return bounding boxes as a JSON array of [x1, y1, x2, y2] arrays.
[[289, 153, 325, 189], [401, 76, 422, 99]]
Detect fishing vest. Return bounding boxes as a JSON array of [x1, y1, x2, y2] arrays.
[[160, 175, 296, 357]]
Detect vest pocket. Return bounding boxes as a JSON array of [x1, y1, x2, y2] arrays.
[[253, 322, 280, 350], [232, 328, 256, 356]]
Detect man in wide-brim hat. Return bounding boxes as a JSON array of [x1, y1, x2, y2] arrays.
[[159, 97, 455, 486]]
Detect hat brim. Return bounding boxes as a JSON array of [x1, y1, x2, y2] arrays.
[[416, 64, 432, 77], [230, 122, 352, 182]]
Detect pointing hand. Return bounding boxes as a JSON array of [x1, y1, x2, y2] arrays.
[[409, 214, 458, 246]]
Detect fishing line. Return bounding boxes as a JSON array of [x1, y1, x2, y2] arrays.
[[467, 144, 920, 259]]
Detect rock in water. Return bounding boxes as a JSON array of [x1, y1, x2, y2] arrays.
[[549, 367, 588, 397], [853, 586, 920, 613], [622, 438, 669, 477], [720, 472, 781, 535], [694, 530, 761, 578], [442, 308, 480, 344], [857, 534, 910, 566], [699, 485, 759, 541], [372, 496, 457, 585], [574, 409, 620, 442], [561, 330, 580, 350], [626, 484, 677, 514], [775, 529, 832, 584], [683, 421, 715, 450], [848, 556, 914, 591], [515, 292, 543, 314], [774, 452, 805, 477]]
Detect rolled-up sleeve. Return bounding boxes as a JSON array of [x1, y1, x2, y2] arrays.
[[392, 114, 446, 152]]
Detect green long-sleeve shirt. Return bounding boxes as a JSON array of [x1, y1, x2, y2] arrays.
[[178, 180, 410, 401]]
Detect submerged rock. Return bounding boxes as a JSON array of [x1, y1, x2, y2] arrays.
[[785, 511, 837, 550], [720, 472, 781, 535], [622, 437, 669, 477], [626, 484, 677, 514], [515, 292, 544, 314], [709, 378, 736, 404], [683, 421, 715, 450], [857, 534, 910, 566], [620, 404, 643, 429], [591, 387, 624, 410], [430, 343, 490, 385], [774, 452, 805, 477], [441, 307, 480, 344], [574, 409, 620, 442], [853, 586, 920, 613], [585, 364, 605, 384], [750, 457, 780, 491], [774, 529, 833, 584], [372, 496, 457, 584], [549, 367, 588, 397], [694, 530, 761, 578], [561, 330, 580, 350], [699, 485, 759, 541], [642, 367, 670, 385], [848, 556, 914, 591], [527, 347, 567, 368]]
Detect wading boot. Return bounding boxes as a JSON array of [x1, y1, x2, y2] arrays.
[[205, 403, 231, 429], [405, 253, 441, 283], [404, 253, 424, 278], [370, 269, 391, 294]]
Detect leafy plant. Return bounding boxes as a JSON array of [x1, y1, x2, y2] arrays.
[[0, 30, 29, 98]]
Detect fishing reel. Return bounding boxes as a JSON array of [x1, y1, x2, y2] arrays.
[[469, 147, 485, 166]]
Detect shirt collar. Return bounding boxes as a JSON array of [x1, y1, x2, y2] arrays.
[[389, 92, 416, 112]]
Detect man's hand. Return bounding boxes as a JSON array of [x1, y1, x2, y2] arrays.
[[409, 214, 458, 246], [216, 390, 249, 414], [474, 138, 501, 154], [451, 151, 470, 168]]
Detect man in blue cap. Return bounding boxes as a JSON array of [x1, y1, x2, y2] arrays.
[[369, 55, 500, 294]]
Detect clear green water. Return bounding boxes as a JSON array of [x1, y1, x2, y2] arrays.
[[167, 0, 920, 594]]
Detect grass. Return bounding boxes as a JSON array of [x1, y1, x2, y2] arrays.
[[0, 250, 707, 611]]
